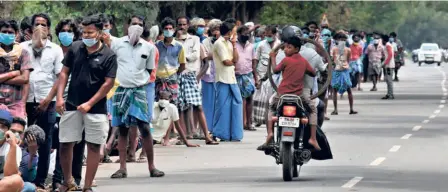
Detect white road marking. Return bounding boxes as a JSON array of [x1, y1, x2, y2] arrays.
[[370, 157, 386, 166], [441, 100, 446, 104], [389, 145, 401, 152], [444, 93, 448, 96], [444, 88, 447, 92], [412, 125, 422, 131], [430, 114, 436, 119], [435, 109, 441, 114], [342, 177, 364, 188], [439, 105, 445, 108], [401, 134, 412, 139], [422, 119, 429, 124]]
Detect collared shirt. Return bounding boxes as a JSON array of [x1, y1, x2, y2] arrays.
[[254, 39, 281, 79], [213, 36, 236, 84], [366, 44, 385, 63], [20, 40, 64, 102], [0, 49, 33, 105], [151, 102, 179, 141], [63, 41, 117, 114], [155, 40, 186, 78], [111, 36, 156, 88], [176, 34, 201, 73], [384, 42, 395, 68], [235, 41, 254, 75], [201, 37, 216, 83]]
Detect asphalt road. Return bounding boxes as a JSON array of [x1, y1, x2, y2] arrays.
[[92, 60, 448, 192]]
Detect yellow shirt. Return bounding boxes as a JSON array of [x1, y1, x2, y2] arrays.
[[212, 37, 237, 84]]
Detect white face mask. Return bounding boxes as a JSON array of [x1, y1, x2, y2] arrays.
[[159, 99, 169, 108], [128, 25, 144, 45], [374, 39, 380, 45]]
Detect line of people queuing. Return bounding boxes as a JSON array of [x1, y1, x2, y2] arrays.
[[0, 11, 404, 192]]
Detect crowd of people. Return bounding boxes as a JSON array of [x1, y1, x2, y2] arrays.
[[0, 12, 404, 192]]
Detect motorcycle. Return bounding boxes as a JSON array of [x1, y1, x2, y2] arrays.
[[263, 26, 333, 181], [264, 94, 313, 181]]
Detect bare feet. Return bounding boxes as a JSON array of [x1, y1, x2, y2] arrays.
[[308, 139, 321, 151]]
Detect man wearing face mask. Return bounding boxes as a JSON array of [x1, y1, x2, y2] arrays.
[[253, 25, 280, 127], [55, 14, 117, 192], [109, 15, 172, 179], [0, 19, 33, 121], [365, 33, 385, 92], [99, 13, 116, 44], [19, 13, 64, 190], [235, 25, 256, 131]]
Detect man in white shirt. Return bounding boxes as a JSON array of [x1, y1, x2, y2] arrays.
[[19, 13, 63, 190], [175, 16, 218, 144], [151, 91, 199, 148]]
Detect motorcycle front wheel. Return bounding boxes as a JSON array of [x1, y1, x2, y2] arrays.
[[281, 142, 294, 181]]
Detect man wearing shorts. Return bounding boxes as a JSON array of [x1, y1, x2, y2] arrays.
[[55, 14, 117, 192]]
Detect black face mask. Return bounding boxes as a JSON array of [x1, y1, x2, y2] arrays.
[[238, 35, 249, 43]]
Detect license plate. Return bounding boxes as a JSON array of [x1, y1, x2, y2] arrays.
[[278, 117, 300, 127]]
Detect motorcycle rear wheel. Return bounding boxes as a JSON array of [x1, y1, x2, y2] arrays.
[[282, 142, 294, 181]]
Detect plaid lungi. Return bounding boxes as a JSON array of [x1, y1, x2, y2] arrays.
[[252, 79, 275, 124], [155, 73, 179, 105], [111, 86, 149, 127], [178, 71, 202, 111]]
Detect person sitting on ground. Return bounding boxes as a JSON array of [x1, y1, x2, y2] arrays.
[[152, 91, 200, 147], [0, 109, 29, 192], [258, 36, 320, 151], [17, 123, 45, 187]]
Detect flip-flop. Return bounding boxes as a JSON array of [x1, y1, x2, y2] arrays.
[[331, 111, 338, 115], [137, 156, 147, 163], [205, 140, 219, 145], [111, 169, 128, 179], [150, 168, 165, 177], [244, 126, 257, 131]]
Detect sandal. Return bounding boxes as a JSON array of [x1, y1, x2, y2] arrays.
[[205, 140, 219, 145], [150, 168, 165, 177], [137, 156, 147, 163], [349, 111, 358, 115], [82, 188, 93, 192], [244, 126, 257, 131], [331, 111, 338, 115], [110, 169, 128, 179], [56, 180, 80, 192]]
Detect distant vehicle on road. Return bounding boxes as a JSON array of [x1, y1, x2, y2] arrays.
[[418, 43, 442, 66], [412, 49, 420, 63]]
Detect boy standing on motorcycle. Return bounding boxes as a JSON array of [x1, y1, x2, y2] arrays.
[[259, 36, 320, 151]]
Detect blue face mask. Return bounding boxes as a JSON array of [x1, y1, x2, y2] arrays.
[[0, 130, 4, 141], [266, 37, 274, 43], [58, 32, 74, 47], [0, 33, 16, 46], [196, 27, 205, 36], [82, 37, 98, 47], [103, 29, 111, 35], [254, 37, 262, 43], [389, 37, 394, 43], [302, 34, 310, 39], [163, 30, 174, 38]]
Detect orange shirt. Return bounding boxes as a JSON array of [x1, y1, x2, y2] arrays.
[[149, 40, 159, 82], [350, 43, 363, 61]]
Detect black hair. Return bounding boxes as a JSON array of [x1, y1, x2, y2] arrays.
[[99, 14, 111, 24], [31, 13, 51, 28], [0, 19, 19, 32], [177, 16, 190, 24], [161, 17, 176, 29], [12, 117, 26, 128], [381, 34, 389, 44], [187, 26, 196, 35], [128, 15, 146, 26], [224, 18, 236, 25], [305, 21, 318, 27], [265, 25, 277, 34], [352, 33, 361, 39], [285, 36, 302, 49], [55, 19, 80, 41], [301, 27, 309, 34], [390, 32, 397, 38], [74, 16, 83, 25], [219, 21, 234, 37], [349, 29, 358, 34], [81, 14, 104, 30], [20, 16, 32, 31], [0, 119, 10, 128], [142, 25, 150, 39], [237, 25, 249, 35]]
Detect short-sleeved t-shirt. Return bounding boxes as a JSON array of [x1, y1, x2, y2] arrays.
[[63, 41, 118, 114], [276, 53, 314, 96]]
